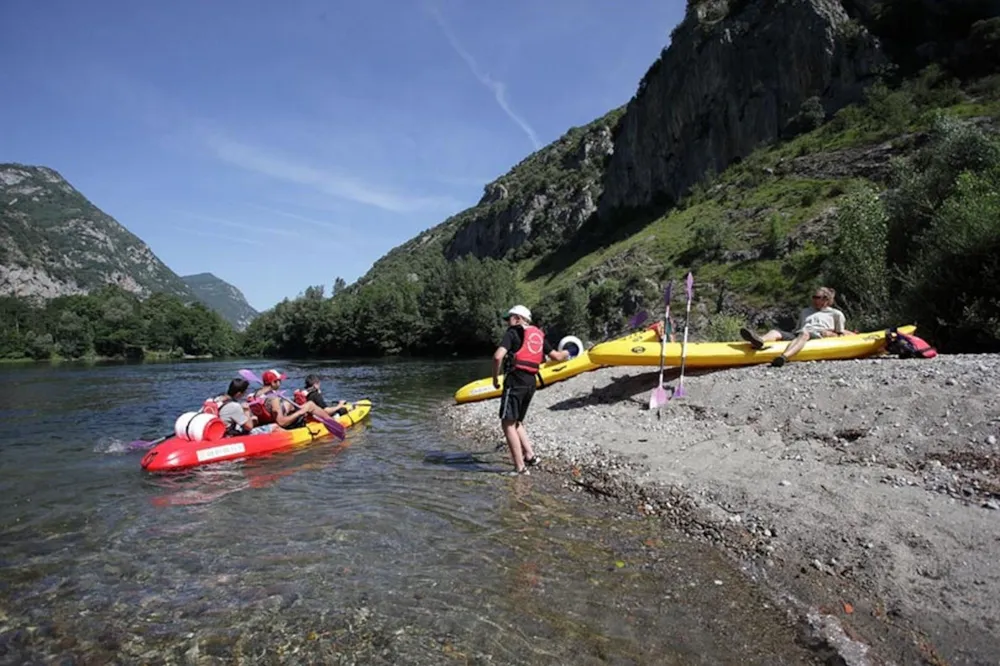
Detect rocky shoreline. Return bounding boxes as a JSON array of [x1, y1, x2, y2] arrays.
[[446, 354, 1000, 666]]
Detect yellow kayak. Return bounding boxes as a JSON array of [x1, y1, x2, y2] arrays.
[[454, 328, 661, 404], [587, 326, 917, 368]]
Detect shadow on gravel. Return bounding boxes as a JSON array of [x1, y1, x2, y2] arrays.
[[548, 367, 727, 411]]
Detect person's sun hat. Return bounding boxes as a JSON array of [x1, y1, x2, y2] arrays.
[[503, 305, 532, 323]]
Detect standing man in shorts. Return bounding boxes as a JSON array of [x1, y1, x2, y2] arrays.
[[492, 305, 570, 476]]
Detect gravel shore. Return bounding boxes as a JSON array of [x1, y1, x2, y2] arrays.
[[445, 354, 1000, 666]]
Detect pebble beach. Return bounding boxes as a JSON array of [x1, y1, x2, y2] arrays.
[[446, 354, 1000, 665]]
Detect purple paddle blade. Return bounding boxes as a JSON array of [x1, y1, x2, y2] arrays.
[[628, 310, 649, 329], [239, 369, 262, 385]]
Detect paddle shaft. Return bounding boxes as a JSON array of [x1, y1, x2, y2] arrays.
[[677, 285, 694, 389], [656, 285, 673, 386]]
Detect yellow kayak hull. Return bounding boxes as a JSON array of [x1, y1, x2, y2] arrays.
[[587, 326, 916, 368], [454, 328, 661, 404]]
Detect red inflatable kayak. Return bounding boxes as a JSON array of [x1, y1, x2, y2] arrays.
[[141, 400, 372, 473]]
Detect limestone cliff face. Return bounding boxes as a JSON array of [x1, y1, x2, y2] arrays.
[[599, 0, 886, 214], [443, 110, 620, 260]]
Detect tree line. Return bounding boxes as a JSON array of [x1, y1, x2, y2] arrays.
[[240, 253, 658, 359], [827, 114, 1000, 352], [0, 286, 237, 360]]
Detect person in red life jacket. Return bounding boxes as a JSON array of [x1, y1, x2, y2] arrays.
[[492, 305, 570, 476], [250, 369, 335, 430], [299, 374, 349, 416]]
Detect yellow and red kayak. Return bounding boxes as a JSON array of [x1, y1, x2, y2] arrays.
[[454, 328, 661, 403], [141, 400, 372, 473], [587, 326, 916, 368]]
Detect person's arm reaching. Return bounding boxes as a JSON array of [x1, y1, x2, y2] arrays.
[[544, 338, 569, 362]]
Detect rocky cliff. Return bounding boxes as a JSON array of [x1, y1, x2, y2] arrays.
[[182, 272, 258, 331], [444, 108, 622, 261], [0, 163, 194, 301], [599, 0, 886, 214]]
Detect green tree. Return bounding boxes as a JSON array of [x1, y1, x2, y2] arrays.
[[554, 285, 590, 342], [826, 184, 891, 327], [55, 310, 93, 358]]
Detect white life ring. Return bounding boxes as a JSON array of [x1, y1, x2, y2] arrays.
[[558, 335, 584, 359]]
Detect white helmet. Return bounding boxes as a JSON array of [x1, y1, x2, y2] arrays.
[[504, 304, 532, 323]]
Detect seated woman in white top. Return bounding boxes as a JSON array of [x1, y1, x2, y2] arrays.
[[739, 286, 847, 367]]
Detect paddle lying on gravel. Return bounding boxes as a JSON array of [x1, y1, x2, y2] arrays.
[[238, 369, 346, 440], [649, 280, 674, 410]]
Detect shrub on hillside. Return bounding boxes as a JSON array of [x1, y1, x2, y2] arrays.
[[703, 313, 745, 342], [827, 116, 1000, 351], [826, 184, 890, 328], [885, 114, 1000, 267], [899, 166, 1000, 351]]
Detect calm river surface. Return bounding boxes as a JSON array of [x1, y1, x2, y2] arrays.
[[0, 358, 819, 665]]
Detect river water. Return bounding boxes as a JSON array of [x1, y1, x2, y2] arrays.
[[0, 359, 820, 665]]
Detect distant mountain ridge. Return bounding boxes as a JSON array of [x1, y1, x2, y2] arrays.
[[0, 163, 193, 300], [0, 163, 256, 330], [182, 272, 258, 331]]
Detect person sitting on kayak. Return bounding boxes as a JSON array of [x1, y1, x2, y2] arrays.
[[739, 287, 847, 367], [295, 374, 349, 417], [250, 369, 337, 430], [213, 377, 257, 436]]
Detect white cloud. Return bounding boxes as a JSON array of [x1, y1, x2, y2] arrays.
[[183, 212, 303, 238], [426, 6, 542, 150], [204, 134, 461, 214], [245, 202, 347, 233], [178, 227, 269, 247]]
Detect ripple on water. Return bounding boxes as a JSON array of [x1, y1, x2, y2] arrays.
[[0, 359, 822, 664]]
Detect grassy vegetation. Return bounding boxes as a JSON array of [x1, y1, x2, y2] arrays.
[[518, 70, 1000, 323]]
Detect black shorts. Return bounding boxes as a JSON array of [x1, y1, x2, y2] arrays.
[[499, 381, 535, 423]]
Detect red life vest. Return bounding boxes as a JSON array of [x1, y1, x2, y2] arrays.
[[512, 325, 545, 374], [293, 389, 308, 405], [248, 394, 278, 425]]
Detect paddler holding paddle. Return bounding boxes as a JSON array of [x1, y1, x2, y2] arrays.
[[249, 369, 339, 430]]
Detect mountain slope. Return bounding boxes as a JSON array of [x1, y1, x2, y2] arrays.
[[351, 0, 999, 312], [0, 163, 194, 301], [245, 0, 1000, 358], [181, 273, 258, 331]]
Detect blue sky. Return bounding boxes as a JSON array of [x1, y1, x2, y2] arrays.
[[0, 0, 684, 312]]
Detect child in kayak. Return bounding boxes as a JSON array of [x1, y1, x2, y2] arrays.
[[212, 377, 257, 436], [296, 374, 349, 416]]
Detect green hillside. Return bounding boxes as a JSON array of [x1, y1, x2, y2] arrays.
[[244, 1, 1000, 358], [245, 71, 1000, 357], [181, 273, 258, 331]]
